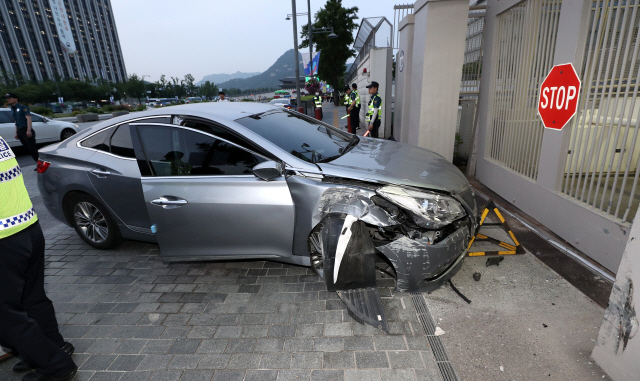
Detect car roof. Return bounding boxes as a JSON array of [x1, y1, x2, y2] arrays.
[[139, 102, 275, 121]]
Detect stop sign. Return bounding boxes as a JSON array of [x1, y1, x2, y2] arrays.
[[538, 63, 581, 130]]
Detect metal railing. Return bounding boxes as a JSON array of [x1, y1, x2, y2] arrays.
[[562, 0, 640, 223], [487, 0, 562, 179]]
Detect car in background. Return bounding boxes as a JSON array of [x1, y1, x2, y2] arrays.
[[269, 98, 293, 109], [0, 108, 80, 147]]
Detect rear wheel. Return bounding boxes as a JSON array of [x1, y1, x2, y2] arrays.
[[68, 193, 121, 249], [60, 128, 76, 141]]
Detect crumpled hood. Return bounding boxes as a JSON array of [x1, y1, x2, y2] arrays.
[[317, 138, 469, 194]]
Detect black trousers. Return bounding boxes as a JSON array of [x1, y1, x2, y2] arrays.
[[0, 222, 75, 376], [17, 128, 39, 163], [369, 119, 381, 138], [350, 107, 360, 129]]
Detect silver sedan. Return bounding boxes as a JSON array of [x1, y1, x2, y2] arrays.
[[37, 102, 478, 330]]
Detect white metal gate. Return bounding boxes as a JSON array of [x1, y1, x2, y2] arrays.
[[487, 0, 562, 179], [562, 0, 640, 223]]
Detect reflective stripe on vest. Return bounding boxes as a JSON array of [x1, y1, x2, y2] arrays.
[[343, 94, 349, 105], [366, 94, 382, 122], [353, 90, 360, 107], [315, 97, 322, 108], [0, 137, 37, 240]]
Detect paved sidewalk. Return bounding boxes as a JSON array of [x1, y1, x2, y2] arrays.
[[1, 163, 443, 381]]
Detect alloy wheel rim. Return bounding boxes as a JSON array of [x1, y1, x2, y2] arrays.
[[62, 130, 75, 140], [309, 229, 324, 279], [74, 202, 108, 243]]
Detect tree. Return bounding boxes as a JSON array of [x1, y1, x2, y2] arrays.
[[201, 80, 219, 99], [300, 0, 358, 105], [305, 77, 321, 94]]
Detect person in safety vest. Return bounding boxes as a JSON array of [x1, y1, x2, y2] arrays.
[[342, 85, 350, 115], [363, 81, 382, 138], [314, 92, 323, 120], [347, 83, 361, 131], [0, 136, 77, 381]]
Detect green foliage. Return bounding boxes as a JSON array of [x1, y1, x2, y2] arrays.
[[97, 109, 105, 114], [86, 106, 98, 113], [102, 105, 113, 112], [300, 0, 359, 104], [305, 78, 321, 94], [71, 110, 87, 116], [135, 105, 147, 112], [201, 80, 219, 99], [31, 106, 53, 116]]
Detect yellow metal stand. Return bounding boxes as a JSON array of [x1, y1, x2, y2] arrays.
[[467, 200, 525, 257]]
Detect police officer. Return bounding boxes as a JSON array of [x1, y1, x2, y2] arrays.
[[0, 135, 77, 381], [4, 93, 38, 164], [314, 91, 323, 120], [347, 83, 361, 132], [217, 91, 229, 102], [342, 85, 350, 115], [364, 81, 382, 138]]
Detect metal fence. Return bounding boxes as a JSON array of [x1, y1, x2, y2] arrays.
[[562, 0, 640, 223], [487, 0, 562, 179]]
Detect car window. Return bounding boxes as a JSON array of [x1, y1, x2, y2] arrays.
[[0, 112, 13, 124], [109, 124, 135, 158], [235, 109, 352, 163], [137, 125, 267, 177], [30, 114, 43, 122], [80, 129, 111, 152]]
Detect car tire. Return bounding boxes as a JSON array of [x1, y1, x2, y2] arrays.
[[68, 193, 122, 249], [307, 221, 325, 279], [60, 128, 76, 141]]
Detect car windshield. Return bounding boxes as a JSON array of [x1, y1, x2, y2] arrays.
[[269, 99, 288, 104], [235, 109, 358, 164]]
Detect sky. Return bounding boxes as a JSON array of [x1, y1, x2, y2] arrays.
[[110, 0, 404, 83]]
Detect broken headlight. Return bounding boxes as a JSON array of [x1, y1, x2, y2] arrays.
[[376, 186, 465, 230]]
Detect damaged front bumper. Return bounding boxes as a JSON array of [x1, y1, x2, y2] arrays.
[[376, 225, 471, 293]]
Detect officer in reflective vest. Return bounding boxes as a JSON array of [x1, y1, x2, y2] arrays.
[[314, 92, 323, 120], [347, 83, 361, 131], [342, 85, 350, 115], [364, 81, 382, 138], [0, 136, 77, 380]]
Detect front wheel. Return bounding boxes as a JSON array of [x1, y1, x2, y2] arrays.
[[60, 128, 76, 141], [69, 194, 121, 249]]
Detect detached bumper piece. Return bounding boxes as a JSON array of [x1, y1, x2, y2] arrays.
[[321, 215, 389, 332], [337, 287, 389, 331]]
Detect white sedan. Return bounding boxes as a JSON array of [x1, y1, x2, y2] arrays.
[[0, 108, 80, 147]]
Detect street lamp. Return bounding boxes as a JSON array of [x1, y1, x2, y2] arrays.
[[288, 0, 302, 109]]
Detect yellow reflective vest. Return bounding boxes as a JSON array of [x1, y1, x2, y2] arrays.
[[0, 136, 37, 240]]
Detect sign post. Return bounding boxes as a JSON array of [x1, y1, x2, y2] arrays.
[[537, 63, 581, 131]]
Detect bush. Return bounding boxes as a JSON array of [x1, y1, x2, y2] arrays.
[[97, 109, 105, 114], [31, 106, 53, 116], [86, 106, 98, 113], [71, 110, 87, 116], [102, 105, 114, 112], [135, 105, 146, 112], [114, 104, 130, 111]]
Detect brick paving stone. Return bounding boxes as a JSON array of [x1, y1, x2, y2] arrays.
[[276, 370, 311, 381], [211, 370, 245, 381], [137, 354, 173, 371], [197, 354, 231, 369], [227, 353, 262, 369], [167, 354, 201, 370], [80, 354, 118, 371], [245, 370, 278, 381], [296, 324, 323, 338], [311, 370, 344, 381], [260, 352, 292, 369], [374, 336, 407, 351], [269, 325, 297, 338], [344, 369, 381, 381], [290, 352, 323, 369], [115, 339, 148, 354], [387, 351, 424, 369], [119, 371, 153, 381], [179, 370, 214, 381], [324, 351, 355, 369], [168, 339, 202, 354], [136, 326, 166, 339], [255, 338, 284, 352], [355, 352, 390, 369], [141, 340, 174, 355], [214, 326, 242, 339], [149, 370, 183, 381], [197, 339, 229, 354], [284, 338, 314, 352], [344, 336, 375, 351], [224, 338, 256, 353], [108, 354, 145, 371], [379, 369, 417, 381], [88, 371, 123, 381], [323, 323, 353, 337], [313, 337, 344, 352]]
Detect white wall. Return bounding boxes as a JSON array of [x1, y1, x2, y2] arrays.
[[394, 14, 415, 143], [356, 47, 393, 138]]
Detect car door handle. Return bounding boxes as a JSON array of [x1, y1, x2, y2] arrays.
[[151, 197, 188, 209], [90, 169, 111, 176]]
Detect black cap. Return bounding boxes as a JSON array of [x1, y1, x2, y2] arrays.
[[343, 85, 349, 91], [365, 81, 379, 89], [351, 83, 357, 89], [3, 93, 17, 99], [218, 91, 225, 95]]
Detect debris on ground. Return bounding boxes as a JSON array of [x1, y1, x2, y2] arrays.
[[473, 272, 482, 281], [434, 327, 446, 336]]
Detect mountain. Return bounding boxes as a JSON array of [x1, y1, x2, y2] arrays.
[[217, 49, 304, 91], [197, 71, 260, 86]]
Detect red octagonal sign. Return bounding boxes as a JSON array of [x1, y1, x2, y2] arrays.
[[538, 63, 581, 130]]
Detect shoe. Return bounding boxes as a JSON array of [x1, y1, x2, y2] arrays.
[[22, 366, 77, 381], [13, 343, 75, 373]]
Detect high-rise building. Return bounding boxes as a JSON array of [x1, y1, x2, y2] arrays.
[[0, 0, 127, 83]]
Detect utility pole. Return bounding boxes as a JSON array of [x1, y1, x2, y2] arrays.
[[307, 0, 313, 79], [291, 0, 301, 108]]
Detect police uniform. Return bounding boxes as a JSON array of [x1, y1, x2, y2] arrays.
[[349, 89, 361, 131], [11, 101, 39, 162], [314, 94, 323, 120], [0, 136, 76, 380], [343, 87, 350, 115], [366, 83, 382, 138]]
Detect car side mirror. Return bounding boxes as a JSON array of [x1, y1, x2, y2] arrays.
[[253, 160, 283, 181]]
